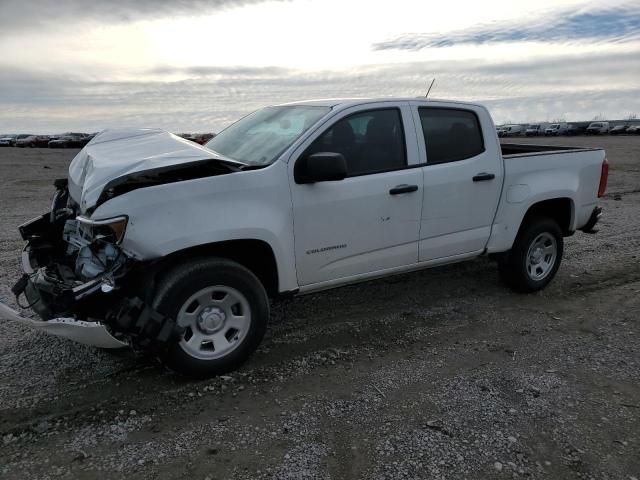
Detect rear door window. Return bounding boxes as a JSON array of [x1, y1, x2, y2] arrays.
[[418, 108, 485, 165]]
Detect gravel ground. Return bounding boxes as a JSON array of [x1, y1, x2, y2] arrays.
[[0, 136, 639, 480]]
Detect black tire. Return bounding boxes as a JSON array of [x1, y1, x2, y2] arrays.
[[498, 217, 563, 293], [152, 258, 269, 378]]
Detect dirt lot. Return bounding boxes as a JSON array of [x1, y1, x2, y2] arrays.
[[0, 136, 639, 480]]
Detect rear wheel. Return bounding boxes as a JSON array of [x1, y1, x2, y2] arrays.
[[498, 217, 563, 292], [153, 258, 269, 378]]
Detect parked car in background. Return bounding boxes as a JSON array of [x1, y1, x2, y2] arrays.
[[496, 126, 507, 137], [48, 136, 77, 148], [14, 134, 34, 146], [31, 135, 52, 147], [48, 136, 71, 148], [501, 124, 524, 137], [48, 134, 85, 148], [626, 125, 640, 134], [0, 134, 18, 146], [79, 133, 97, 147], [567, 124, 586, 136], [177, 133, 198, 143], [15, 135, 51, 147], [16, 135, 37, 147], [194, 133, 216, 145], [545, 123, 568, 136], [586, 122, 610, 135], [176, 133, 217, 145], [610, 125, 629, 135], [69, 133, 88, 145], [525, 124, 547, 136]]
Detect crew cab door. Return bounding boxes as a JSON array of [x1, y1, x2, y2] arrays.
[[289, 103, 423, 286], [410, 102, 503, 261]]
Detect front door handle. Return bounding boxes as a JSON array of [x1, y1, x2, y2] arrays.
[[389, 184, 418, 195], [472, 173, 495, 182]]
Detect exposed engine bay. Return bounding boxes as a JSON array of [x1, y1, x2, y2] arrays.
[[10, 179, 183, 348], [64, 218, 125, 282]]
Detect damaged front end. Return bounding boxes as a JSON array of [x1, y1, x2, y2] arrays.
[[5, 179, 182, 349]]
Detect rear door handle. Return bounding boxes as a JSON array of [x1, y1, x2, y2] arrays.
[[389, 184, 418, 195], [472, 173, 495, 182]]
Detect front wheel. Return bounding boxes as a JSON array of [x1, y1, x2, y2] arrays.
[[498, 217, 564, 292], [153, 258, 269, 378]]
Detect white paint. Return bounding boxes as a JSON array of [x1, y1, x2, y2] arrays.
[[84, 97, 605, 294], [410, 100, 504, 261], [0, 302, 127, 349], [68, 128, 243, 211], [507, 184, 531, 204], [288, 102, 422, 285]]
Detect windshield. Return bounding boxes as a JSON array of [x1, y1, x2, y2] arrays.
[[205, 105, 331, 165], [590, 123, 602, 127], [550, 124, 560, 128]]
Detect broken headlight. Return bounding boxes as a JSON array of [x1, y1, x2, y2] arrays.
[[76, 216, 128, 244]]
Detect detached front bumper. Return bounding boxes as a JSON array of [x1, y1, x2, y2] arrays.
[[7, 250, 128, 348], [9, 254, 182, 349], [8, 201, 184, 350], [6, 207, 130, 348], [0, 302, 127, 348]]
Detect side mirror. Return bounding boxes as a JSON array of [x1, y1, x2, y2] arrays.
[[294, 152, 348, 184]]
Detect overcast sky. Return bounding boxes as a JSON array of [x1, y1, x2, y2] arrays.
[[0, 0, 638, 133]]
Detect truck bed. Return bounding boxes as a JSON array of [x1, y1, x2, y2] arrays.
[[487, 142, 606, 254], [501, 143, 602, 158]]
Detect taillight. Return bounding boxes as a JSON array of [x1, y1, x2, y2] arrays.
[[598, 158, 608, 198]]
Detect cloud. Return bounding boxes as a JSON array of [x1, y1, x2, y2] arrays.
[[0, 0, 287, 35], [149, 65, 292, 77], [373, 4, 640, 50], [1, 48, 639, 133]]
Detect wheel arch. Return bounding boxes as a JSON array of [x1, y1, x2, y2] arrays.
[[487, 196, 576, 256], [149, 239, 280, 297], [517, 197, 575, 238]]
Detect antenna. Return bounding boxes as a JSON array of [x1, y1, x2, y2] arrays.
[[425, 78, 436, 98]]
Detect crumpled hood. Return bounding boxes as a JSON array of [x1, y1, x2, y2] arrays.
[[68, 128, 237, 212]]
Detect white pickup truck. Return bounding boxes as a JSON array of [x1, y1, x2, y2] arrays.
[[1, 97, 608, 377]]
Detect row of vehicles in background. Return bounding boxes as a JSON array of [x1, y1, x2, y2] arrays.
[[0, 132, 216, 148], [0, 133, 97, 148], [609, 124, 640, 135], [497, 121, 640, 137], [176, 132, 216, 145]]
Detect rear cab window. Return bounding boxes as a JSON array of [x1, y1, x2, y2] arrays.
[[418, 107, 485, 165]]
